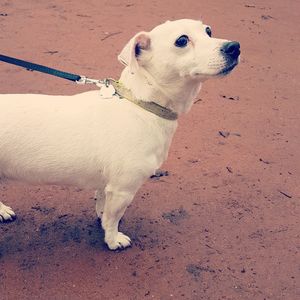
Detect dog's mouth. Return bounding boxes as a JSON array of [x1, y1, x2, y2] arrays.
[[191, 59, 239, 78], [218, 61, 238, 76]]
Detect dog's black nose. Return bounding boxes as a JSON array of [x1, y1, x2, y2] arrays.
[[221, 41, 240, 59]]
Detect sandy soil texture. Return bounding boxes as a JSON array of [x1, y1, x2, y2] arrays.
[[0, 0, 299, 299]]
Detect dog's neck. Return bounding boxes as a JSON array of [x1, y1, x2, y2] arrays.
[[119, 67, 202, 116]]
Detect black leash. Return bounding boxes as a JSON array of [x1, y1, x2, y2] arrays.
[[0, 54, 81, 82]]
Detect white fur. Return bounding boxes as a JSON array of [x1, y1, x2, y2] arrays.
[[0, 19, 238, 250]]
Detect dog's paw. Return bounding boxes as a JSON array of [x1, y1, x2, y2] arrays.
[[0, 203, 16, 222], [105, 232, 132, 250]]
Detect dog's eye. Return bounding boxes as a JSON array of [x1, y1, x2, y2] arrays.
[[205, 27, 212, 37], [175, 35, 189, 48]]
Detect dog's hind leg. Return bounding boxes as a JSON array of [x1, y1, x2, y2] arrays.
[[101, 187, 134, 250], [0, 202, 16, 222], [94, 189, 105, 219]]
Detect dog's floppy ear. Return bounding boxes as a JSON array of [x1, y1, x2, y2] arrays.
[[118, 32, 151, 73]]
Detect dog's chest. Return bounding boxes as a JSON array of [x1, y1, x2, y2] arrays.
[[146, 119, 177, 166]]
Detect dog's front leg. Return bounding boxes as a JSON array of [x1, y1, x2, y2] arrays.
[[101, 188, 134, 250]]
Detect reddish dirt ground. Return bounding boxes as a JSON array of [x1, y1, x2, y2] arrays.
[[0, 1, 299, 299]]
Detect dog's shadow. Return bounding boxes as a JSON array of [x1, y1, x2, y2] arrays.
[[0, 208, 108, 259], [0, 204, 165, 261]]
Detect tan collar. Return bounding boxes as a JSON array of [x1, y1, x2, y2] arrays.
[[108, 79, 178, 121]]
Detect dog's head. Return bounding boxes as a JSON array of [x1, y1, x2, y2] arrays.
[[118, 19, 240, 82]]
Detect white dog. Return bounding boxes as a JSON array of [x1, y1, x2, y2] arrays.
[[0, 19, 240, 250]]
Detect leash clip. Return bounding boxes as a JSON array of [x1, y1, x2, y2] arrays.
[[76, 76, 103, 86], [76, 76, 116, 99]]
